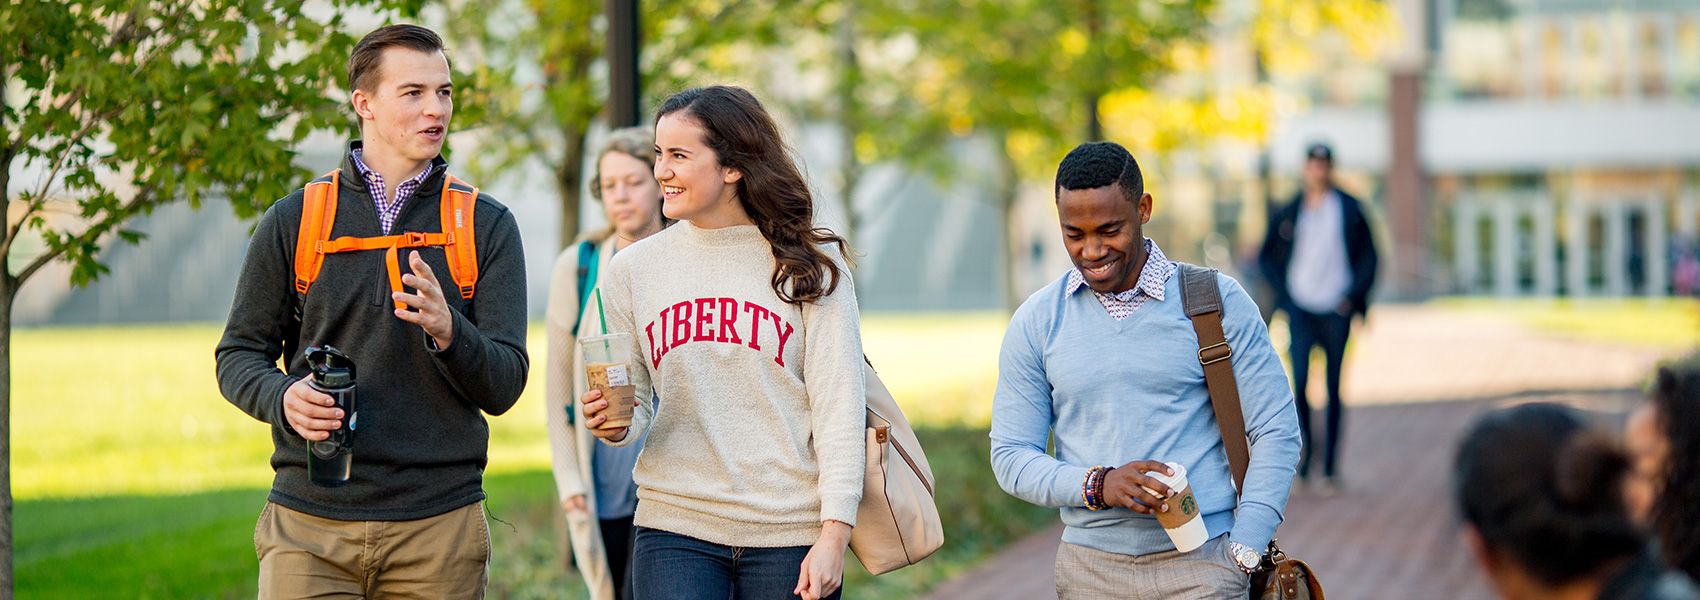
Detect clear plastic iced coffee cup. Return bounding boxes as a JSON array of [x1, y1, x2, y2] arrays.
[[579, 332, 635, 429]]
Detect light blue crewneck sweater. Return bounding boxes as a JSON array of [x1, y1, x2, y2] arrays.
[[991, 267, 1301, 556]]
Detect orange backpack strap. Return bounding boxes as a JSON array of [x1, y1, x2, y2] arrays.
[[293, 169, 341, 294], [439, 175, 479, 300], [295, 171, 477, 311], [319, 230, 448, 310]]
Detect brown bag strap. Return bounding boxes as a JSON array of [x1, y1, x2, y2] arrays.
[[1178, 263, 1251, 495]]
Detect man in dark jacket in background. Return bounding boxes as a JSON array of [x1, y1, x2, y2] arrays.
[[1258, 142, 1377, 495]]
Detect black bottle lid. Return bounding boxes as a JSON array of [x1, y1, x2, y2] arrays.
[[304, 345, 356, 389]]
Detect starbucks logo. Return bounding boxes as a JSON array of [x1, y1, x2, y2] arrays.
[[1181, 496, 1197, 515]]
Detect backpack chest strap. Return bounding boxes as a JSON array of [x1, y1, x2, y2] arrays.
[[320, 232, 455, 311], [292, 169, 480, 308]]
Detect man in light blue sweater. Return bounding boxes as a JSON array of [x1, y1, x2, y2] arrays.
[[991, 141, 1302, 598]]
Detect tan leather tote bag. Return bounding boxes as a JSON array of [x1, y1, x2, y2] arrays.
[[849, 359, 945, 575]]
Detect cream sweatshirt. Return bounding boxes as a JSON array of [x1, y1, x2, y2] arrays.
[[598, 221, 865, 548], [545, 237, 607, 504]]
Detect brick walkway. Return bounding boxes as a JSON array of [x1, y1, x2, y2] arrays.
[[923, 305, 1670, 600]]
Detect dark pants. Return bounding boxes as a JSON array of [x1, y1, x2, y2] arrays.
[[631, 527, 840, 600], [1287, 307, 1352, 479], [600, 516, 636, 600]]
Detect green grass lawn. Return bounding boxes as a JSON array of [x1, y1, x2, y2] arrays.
[[38, 300, 1690, 598], [1435, 296, 1700, 351], [13, 312, 1036, 598]]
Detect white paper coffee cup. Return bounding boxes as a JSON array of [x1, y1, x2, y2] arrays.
[[1145, 461, 1208, 552]]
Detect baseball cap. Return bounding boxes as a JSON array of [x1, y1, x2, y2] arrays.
[[1306, 142, 1333, 162]]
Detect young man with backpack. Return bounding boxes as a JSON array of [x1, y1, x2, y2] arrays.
[[214, 24, 528, 597], [990, 141, 1301, 598]]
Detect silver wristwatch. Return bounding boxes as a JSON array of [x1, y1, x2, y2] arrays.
[[1226, 541, 1262, 574]]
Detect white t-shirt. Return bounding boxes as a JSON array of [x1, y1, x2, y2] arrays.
[[1286, 192, 1352, 314]]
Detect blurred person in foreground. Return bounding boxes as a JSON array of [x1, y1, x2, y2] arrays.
[[1626, 356, 1700, 583], [991, 141, 1301, 598], [545, 126, 670, 600], [1257, 142, 1378, 494], [1456, 403, 1699, 600]]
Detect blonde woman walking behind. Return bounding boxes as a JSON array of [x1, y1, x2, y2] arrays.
[[546, 127, 668, 600]]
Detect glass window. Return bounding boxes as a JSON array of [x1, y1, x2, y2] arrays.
[[1640, 20, 1668, 99], [1675, 19, 1700, 99]]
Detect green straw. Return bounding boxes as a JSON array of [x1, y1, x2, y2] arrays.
[[594, 288, 609, 334], [593, 288, 611, 355]]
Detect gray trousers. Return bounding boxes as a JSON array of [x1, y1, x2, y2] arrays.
[[1055, 534, 1249, 599]]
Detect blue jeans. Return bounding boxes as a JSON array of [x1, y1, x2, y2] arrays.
[[1287, 307, 1352, 479], [631, 527, 841, 600]]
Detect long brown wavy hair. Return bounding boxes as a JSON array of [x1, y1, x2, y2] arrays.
[[1648, 358, 1700, 582], [656, 86, 852, 305]]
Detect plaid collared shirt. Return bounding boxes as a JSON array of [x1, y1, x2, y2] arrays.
[[1065, 238, 1176, 320], [350, 149, 435, 234]]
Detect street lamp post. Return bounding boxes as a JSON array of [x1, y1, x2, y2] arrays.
[[607, 0, 641, 127]]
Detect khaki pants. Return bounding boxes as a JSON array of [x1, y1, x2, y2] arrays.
[[1055, 534, 1249, 599], [255, 501, 490, 599]]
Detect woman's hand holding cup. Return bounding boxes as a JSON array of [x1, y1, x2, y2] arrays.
[[579, 388, 631, 442]]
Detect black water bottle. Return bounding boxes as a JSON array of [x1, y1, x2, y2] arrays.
[[305, 345, 357, 487]]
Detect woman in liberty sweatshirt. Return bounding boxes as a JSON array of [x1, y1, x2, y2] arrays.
[[579, 86, 865, 600]]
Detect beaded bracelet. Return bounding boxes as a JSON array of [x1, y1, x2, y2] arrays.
[[1082, 468, 1095, 510], [1081, 467, 1097, 509], [1083, 465, 1112, 511], [1090, 466, 1110, 510]]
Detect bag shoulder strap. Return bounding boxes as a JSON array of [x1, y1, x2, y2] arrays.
[[572, 239, 600, 336], [1177, 263, 1251, 494], [438, 175, 480, 300], [293, 169, 342, 294], [862, 356, 936, 495]]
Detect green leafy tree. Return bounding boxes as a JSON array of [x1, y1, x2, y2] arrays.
[[817, 0, 1391, 309], [819, 0, 1212, 309], [443, 0, 814, 251], [0, 1, 413, 594]]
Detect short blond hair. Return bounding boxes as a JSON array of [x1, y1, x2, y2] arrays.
[[581, 126, 668, 244], [589, 126, 656, 202]]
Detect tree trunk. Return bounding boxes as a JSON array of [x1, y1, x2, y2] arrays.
[[1, 56, 14, 589], [1254, 48, 1275, 219], [557, 128, 588, 250], [1, 279, 13, 599], [550, 129, 587, 571], [994, 133, 1025, 313], [1084, 0, 1102, 141], [834, 1, 861, 247]]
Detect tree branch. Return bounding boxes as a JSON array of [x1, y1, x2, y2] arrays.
[[1, 195, 45, 268], [120, 3, 198, 78], [46, 3, 193, 132], [12, 3, 198, 258], [31, 16, 195, 202], [28, 115, 108, 209], [14, 187, 153, 286], [107, 7, 145, 47], [1, 58, 11, 176], [518, 124, 546, 164]]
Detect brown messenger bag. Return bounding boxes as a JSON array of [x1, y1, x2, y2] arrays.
[[1178, 263, 1325, 600]]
